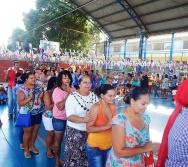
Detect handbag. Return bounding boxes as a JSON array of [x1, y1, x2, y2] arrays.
[[145, 152, 155, 167], [15, 86, 35, 127], [15, 112, 31, 127]]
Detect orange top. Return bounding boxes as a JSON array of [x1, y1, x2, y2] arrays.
[[87, 101, 116, 150]]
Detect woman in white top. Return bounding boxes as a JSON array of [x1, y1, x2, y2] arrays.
[[161, 74, 169, 99], [63, 75, 98, 167]]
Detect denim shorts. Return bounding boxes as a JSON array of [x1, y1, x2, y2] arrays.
[[52, 117, 67, 132], [31, 112, 42, 126], [86, 143, 111, 167]]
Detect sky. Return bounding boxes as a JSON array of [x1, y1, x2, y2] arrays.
[[0, 0, 36, 45]]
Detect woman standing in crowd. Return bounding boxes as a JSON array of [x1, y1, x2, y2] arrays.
[[50, 69, 56, 77], [17, 72, 44, 158], [170, 75, 177, 91], [86, 84, 116, 167], [34, 68, 43, 85], [156, 79, 188, 167], [117, 72, 125, 97], [52, 70, 75, 167], [95, 70, 101, 89], [42, 77, 56, 158], [132, 73, 140, 87], [14, 73, 26, 149], [153, 73, 161, 99], [90, 70, 96, 91], [63, 75, 98, 167], [126, 73, 133, 86], [13, 72, 23, 116], [100, 72, 107, 85], [41, 69, 51, 90], [106, 87, 158, 166], [112, 71, 118, 88], [68, 67, 75, 87], [148, 72, 154, 94], [161, 74, 169, 99], [74, 68, 81, 89]]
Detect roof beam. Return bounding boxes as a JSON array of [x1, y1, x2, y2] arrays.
[[112, 34, 138, 40], [108, 15, 188, 33], [112, 26, 188, 40], [150, 26, 188, 35], [97, 9, 124, 20], [120, 0, 149, 32], [89, 1, 118, 14], [112, 0, 147, 33], [101, 2, 188, 27]]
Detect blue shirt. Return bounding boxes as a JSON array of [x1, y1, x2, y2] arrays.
[[171, 79, 177, 87], [100, 75, 107, 85], [13, 84, 24, 113], [166, 107, 188, 167], [74, 74, 81, 85]]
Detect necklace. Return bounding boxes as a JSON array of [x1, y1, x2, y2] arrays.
[[73, 92, 97, 111]]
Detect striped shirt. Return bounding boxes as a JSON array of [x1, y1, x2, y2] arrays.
[[166, 107, 188, 167]]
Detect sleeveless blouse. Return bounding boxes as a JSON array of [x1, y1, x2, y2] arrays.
[[87, 101, 116, 150]]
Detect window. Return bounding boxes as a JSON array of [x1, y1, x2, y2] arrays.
[[154, 43, 163, 50], [133, 44, 139, 51], [147, 43, 153, 50], [183, 41, 188, 49], [164, 42, 170, 50], [126, 45, 133, 52], [114, 45, 121, 52]]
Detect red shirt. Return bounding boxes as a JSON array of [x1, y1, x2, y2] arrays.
[[7, 67, 24, 88]]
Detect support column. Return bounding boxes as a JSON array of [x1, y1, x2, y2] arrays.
[[143, 37, 147, 60], [124, 39, 127, 59], [103, 39, 107, 60], [138, 33, 144, 60], [107, 40, 111, 60], [170, 32, 174, 61]]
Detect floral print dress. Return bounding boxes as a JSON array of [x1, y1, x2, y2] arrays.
[[106, 113, 150, 167]]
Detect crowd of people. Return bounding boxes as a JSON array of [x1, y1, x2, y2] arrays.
[[1, 59, 188, 167]]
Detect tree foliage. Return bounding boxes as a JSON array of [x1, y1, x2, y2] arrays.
[[9, 0, 100, 53]]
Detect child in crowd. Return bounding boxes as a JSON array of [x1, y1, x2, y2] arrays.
[[0, 84, 7, 104]]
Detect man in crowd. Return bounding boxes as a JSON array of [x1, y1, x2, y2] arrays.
[[4, 60, 24, 119], [140, 70, 149, 91]]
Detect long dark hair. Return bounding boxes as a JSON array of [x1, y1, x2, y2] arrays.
[[56, 70, 72, 87], [47, 77, 57, 91], [17, 73, 27, 84]]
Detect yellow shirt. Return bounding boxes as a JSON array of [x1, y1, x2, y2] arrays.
[[148, 75, 153, 86]]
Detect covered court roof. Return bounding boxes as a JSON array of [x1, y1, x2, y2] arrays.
[[67, 0, 188, 41]]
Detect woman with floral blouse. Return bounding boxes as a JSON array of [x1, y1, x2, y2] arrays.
[[106, 87, 158, 167]]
